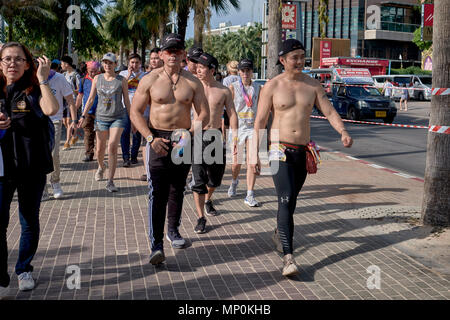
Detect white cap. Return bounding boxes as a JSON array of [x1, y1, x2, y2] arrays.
[[102, 52, 117, 63]]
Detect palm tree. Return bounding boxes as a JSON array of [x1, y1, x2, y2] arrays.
[[267, 0, 281, 79], [104, 0, 132, 65], [318, 0, 329, 38], [0, 0, 57, 42], [193, 0, 240, 47], [421, 0, 450, 227]]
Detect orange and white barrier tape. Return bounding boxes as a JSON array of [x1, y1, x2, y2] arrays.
[[428, 125, 450, 134], [431, 88, 450, 96], [311, 115, 450, 135]]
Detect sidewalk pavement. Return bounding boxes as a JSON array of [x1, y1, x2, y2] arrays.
[[3, 141, 449, 300]]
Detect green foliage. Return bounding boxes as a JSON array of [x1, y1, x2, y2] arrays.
[[412, 27, 432, 51], [190, 23, 262, 74], [390, 66, 432, 75]]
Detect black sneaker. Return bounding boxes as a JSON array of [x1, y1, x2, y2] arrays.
[[123, 160, 131, 168], [205, 200, 218, 216], [149, 243, 165, 265], [131, 158, 138, 165], [82, 155, 93, 162], [166, 229, 186, 249], [194, 217, 207, 234]]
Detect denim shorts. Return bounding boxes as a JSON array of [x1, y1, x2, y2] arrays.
[[95, 115, 127, 131]]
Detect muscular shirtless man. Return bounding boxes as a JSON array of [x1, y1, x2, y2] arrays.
[[251, 39, 353, 277], [191, 52, 238, 234], [130, 33, 209, 265]]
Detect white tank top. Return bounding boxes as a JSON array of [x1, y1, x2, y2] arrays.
[[231, 80, 261, 130]]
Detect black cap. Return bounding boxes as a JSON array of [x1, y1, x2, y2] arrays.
[[61, 55, 73, 65], [238, 58, 253, 70], [187, 47, 203, 62], [276, 39, 305, 65], [161, 33, 185, 51], [197, 52, 219, 70]]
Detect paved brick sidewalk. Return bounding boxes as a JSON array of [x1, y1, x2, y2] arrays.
[[3, 142, 449, 300]]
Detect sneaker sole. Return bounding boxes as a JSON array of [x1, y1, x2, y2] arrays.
[[205, 212, 218, 217], [244, 201, 260, 207], [165, 235, 185, 249], [282, 265, 300, 277], [149, 251, 165, 265], [194, 228, 207, 234]]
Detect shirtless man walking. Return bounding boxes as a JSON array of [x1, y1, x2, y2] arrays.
[[191, 52, 238, 234], [251, 39, 353, 277], [130, 33, 209, 265]]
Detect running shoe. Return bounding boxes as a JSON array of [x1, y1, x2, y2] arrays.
[[51, 183, 64, 199], [62, 142, 71, 151], [205, 200, 218, 216], [282, 254, 300, 277], [149, 243, 165, 265], [194, 217, 207, 234], [95, 167, 104, 181], [166, 229, 186, 249], [123, 159, 131, 168], [244, 195, 260, 207], [106, 180, 118, 193], [18, 272, 35, 291], [227, 180, 239, 197], [0, 285, 10, 299]]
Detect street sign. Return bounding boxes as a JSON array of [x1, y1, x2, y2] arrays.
[[422, 3, 434, 41], [282, 4, 297, 29]]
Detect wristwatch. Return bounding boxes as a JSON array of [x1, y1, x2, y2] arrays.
[[146, 135, 154, 144]]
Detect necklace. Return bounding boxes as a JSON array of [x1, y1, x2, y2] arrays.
[[164, 68, 181, 91]]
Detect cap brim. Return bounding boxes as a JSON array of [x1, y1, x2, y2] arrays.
[[189, 56, 200, 63], [161, 44, 185, 51]]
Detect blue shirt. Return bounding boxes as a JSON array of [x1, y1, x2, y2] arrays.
[[79, 76, 98, 115]]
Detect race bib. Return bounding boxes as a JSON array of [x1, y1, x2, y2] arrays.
[[268, 143, 287, 162]]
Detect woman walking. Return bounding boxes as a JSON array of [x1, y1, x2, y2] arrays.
[[79, 53, 131, 192], [0, 42, 59, 295]]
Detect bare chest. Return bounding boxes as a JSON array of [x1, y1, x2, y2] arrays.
[[272, 84, 316, 112], [150, 78, 194, 105]]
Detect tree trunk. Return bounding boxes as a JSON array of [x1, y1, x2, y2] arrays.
[[7, 16, 13, 42], [194, 0, 206, 47], [141, 36, 149, 66], [133, 39, 138, 54], [421, 0, 450, 227], [159, 14, 168, 44], [177, 2, 190, 41], [267, 0, 282, 79], [119, 43, 124, 67], [58, 19, 67, 59], [150, 33, 157, 49]]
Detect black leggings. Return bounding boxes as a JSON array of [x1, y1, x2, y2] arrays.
[[270, 146, 307, 255]]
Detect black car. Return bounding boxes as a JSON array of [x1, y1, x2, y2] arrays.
[[328, 84, 397, 123]]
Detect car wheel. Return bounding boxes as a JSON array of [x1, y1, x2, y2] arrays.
[[347, 106, 358, 121], [383, 116, 394, 124]]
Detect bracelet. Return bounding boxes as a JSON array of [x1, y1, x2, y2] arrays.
[[39, 79, 49, 86]]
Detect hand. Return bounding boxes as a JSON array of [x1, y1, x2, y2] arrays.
[[36, 55, 51, 83], [78, 117, 86, 129], [249, 156, 261, 175], [341, 131, 353, 148], [131, 124, 137, 134], [151, 137, 170, 156], [127, 65, 133, 78], [0, 112, 11, 130]]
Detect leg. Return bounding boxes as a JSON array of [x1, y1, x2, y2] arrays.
[[49, 121, 63, 184], [191, 163, 209, 219], [96, 130, 108, 170], [131, 130, 142, 162], [0, 178, 17, 287], [83, 114, 96, 159], [106, 127, 124, 181], [15, 173, 46, 275], [245, 139, 257, 192], [120, 115, 131, 162], [167, 163, 191, 232]]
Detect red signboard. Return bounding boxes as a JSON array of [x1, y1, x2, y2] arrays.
[[424, 4, 434, 27], [319, 40, 332, 67], [281, 4, 296, 29]]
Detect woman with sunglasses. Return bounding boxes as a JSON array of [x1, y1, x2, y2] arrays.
[[0, 42, 59, 295]]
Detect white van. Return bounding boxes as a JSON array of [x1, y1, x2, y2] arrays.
[[373, 75, 432, 101]]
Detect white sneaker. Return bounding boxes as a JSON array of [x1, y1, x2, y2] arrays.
[[95, 167, 104, 181], [18, 272, 35, 291], [0, 285, 10, 299], [228, 180, 239, 197], [244, 195, 260, 207], [51, 183, 64, 199]]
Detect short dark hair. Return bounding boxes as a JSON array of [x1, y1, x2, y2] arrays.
[[61, 55, 73, 65], [128, 53, 141, 61], [150, 47, 161, 54], [51, 62, 60, 70]]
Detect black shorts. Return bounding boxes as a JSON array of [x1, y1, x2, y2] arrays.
[[191, 130, 226, 194]]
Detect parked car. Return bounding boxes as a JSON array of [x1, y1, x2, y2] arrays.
[[373, 74, 432, 101], [329, 83, 397, 123]]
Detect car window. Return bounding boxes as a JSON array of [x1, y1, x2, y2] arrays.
[[347, 86, 382, 97], [418, 77, 432, 85], [394, 77, 412, 85], [375, 77, 385, 83], [337, 86, 346, 96]]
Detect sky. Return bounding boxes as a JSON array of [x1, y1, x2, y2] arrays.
[[184, 0, 265, 39]]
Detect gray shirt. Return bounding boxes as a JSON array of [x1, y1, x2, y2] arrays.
[[96, 74, 126, 121]]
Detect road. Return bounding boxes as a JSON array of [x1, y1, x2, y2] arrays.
[[310, 101, 430, 178]]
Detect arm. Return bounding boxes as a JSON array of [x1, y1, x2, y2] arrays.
[[75, 92, 83, 110], [250, 84, 274, 174], [36, 56, 59, 116], [122, 77, 131, 115], [224, 89, 238, 138], [78, 76, 98, 128], [64, 94, 77, 122], [191, 81, 210, 130], [314, 84, 353, 148]]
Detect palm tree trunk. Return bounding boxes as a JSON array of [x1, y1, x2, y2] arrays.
[[6, 16, 13, 42], [133, 39, 138, 54], [177, 2, 190, 41], [119, 43, 124, 67], [421, 0, 450, 227], [141, 36, 149, 66], [159, 14, 168, 44], [267, 0, 282, 79], [150, 33, 157, 49], [194, 0, 206, 47]]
